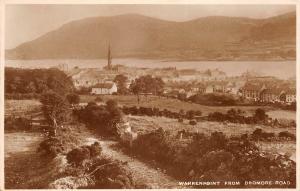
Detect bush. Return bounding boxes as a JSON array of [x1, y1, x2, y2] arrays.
[[254, 108, 268, 121], [189, 120, 197, 125], [95, 96, 103, 102], [132, 128, 175, 164], [178, 118, 184, 123], [67, 93, 80, 105], [89, 142, 102, 157], [129, 129, 295, 188], [66, 142, 102, 166], [5, 116, 32, 131], [67, 147, 91, 166], [90, 157, 136, 188], [38, 137, 64, 158], [278, 131, 296, 140], [76, 100, 123, 137], [189, 93, 237, 106], [186, 110, 195, 120]]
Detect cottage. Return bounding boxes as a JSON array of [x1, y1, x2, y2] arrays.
[[203, 81, 228, 93], [241, 82, 266, 101], [91, 82, 117, 95], [260, 89, 283, 103], [285, 88, 296, 103]]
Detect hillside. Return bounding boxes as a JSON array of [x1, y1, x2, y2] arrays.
[[6, 12, 296, 61]]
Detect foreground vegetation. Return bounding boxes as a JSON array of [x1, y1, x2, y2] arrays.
[[121, 129, 296, 188]]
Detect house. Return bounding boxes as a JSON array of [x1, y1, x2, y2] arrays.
[[203, 81, 228, 93], [241, 82, 266, 101], [91, 82, 117, 95], [205, 85, 214, 93], [260, 89, 283, 103], [285, 88, 296, 103], [225, 82, 243, 95]]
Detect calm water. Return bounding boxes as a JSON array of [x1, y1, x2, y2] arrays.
[[5, 59, 296, 79]]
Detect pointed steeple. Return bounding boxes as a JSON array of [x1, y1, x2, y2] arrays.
[[107, 44, 112, 70]]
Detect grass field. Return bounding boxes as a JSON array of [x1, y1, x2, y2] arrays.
[[126, 115, 296, 159], [127, 115, 296, 136], [80, 95, 295, 120], [5, 99, 41, 117]]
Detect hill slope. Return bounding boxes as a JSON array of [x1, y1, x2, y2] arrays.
[[6, 12, 296, 60]]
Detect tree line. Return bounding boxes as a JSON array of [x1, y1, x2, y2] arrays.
[[5, 67, 74, 97]]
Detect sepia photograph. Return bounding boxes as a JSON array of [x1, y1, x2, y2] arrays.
[[3, 2, 297, 189]]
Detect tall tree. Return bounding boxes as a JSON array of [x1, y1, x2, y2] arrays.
[[40, 91, 70, 135], [66, 93, 80, 106], [114, 74, 128, 95], [129, 75, 164, 103]]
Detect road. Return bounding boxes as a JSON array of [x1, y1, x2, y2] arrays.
[[85, 137, 180, 189]]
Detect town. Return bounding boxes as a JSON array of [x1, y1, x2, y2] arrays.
[[62, 47, 296, 105]]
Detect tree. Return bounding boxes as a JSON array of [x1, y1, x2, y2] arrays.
[[129, 75, 164, 103], [40, 91, 70, 135], [129, 80, 143, 103], [5, 67, 74, 95], [114, 74, 128, 95], [66, 93, 80, 106], [106, 99, 118, 112], [254, 108, 268, 121]]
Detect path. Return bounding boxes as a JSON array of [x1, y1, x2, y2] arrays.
[[85, 137, 180, 189]]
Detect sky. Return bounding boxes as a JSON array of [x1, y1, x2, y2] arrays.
[[5, 4, 296, 49]]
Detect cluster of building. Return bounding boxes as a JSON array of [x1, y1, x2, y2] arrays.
[[241, 79, 296, 103], [63, 47, 296, 104], [163, 75, 296, 104]]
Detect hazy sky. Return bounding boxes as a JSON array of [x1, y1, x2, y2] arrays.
[[6, 4, 296, 49]]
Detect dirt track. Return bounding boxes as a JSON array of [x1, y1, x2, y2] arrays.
[[85, 137, 180, 189]]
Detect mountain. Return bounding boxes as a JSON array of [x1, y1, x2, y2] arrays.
[[6, 12, 296, 60]]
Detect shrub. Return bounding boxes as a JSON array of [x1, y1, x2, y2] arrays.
[[66, 142, 102, 166], [90, 157, 136, 188], [178, 118, 184, 123], [67, 93, 80, 105], [76, 100, 123, 137], [95, 96, 103, 102], [194, 110, 202, 116], [132, 129, 295, 187], [38, 137, 64, 158], [254, 108, 268, 121], [189, 93, 236, 106], [186, 110, 195, 120], [89, 142, 102, 157], [132, 128, 175, 164], [67, 147, 91, 166], [278, 131, 296, 140], [189, 120, 197, 125], [5, 117, 32, 131], [252, 128, 275, 141]]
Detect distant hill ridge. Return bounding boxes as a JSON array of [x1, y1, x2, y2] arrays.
[[6, 12, 296, 61]]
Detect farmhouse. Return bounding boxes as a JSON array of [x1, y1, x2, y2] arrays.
[[203, 81, 228, 93], [285, 88, 296, 103], [260, 89, 283, 103], [91, 82, 117, 95], [241, 82, 266, 101]]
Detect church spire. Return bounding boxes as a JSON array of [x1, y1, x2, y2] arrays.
[[107, 44, 112, 70]]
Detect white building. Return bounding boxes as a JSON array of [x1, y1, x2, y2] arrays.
[[91, 82, 118, 95]]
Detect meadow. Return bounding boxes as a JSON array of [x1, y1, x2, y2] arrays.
[[126, 115, 296, 160], [79, 95, 295, 120]]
